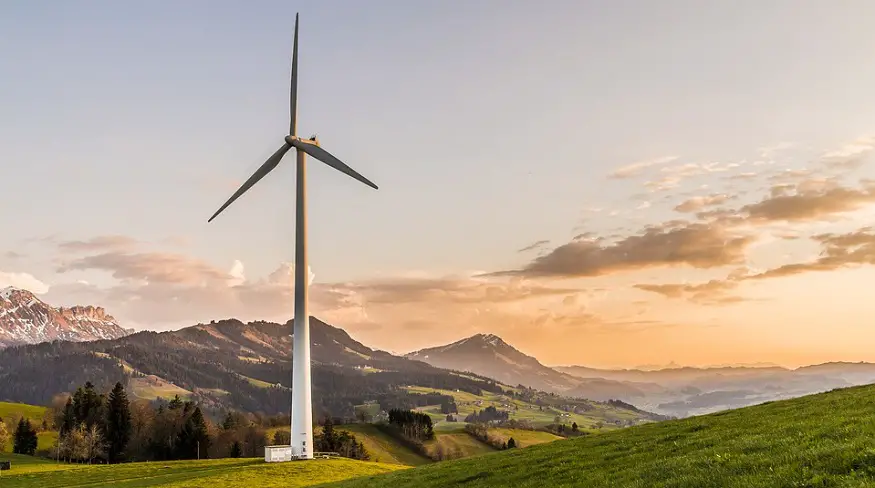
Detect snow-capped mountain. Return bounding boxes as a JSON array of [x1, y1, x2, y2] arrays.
[[0, 286, 131, 348]]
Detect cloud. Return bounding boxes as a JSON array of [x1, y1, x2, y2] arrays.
[[643, 161, 741, 193], [643, 176, 682, 192], [340, 275, 580, 305], [517, 240, 550, 253], [57, 252, 232, 285], [661, 161, 740, 178], [674, 194, 732, 213], [744, 227, 875, 280], [228, 260, 246, 286], [58, 235, 138, 253], [820, 135, 875, 170], [3, 251, 25, 260], [758, 142, 795, 159], [0, 271, 50, 294], [741, 183, 875, 223], [608, 156, 678, 179], [266, 263, 316, 287], [634, 280, 741, 305], [493, 221, 753, 278], [726, 172, 758, 182]]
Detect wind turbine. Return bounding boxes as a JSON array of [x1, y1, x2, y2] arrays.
[[207, 13, 378, 460]]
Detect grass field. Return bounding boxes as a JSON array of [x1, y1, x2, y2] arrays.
[[3, 428, 60, 453], [128, 377, 192, 401], [272, 424, 431, 467], [423, 433, 495, 459], [239, 374, 274, 389], [326, 384, 875, 487], [0, 402, 56, 453], [488, 428, 562, 448], [0, 402, 46, 422], [328, 424, 431, 466], [0, 455, 406, 487]]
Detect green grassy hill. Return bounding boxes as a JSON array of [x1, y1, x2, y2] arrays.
[[0, 402, 57, 453], [0, 455, 405, 487], [0, 402, 47, 421], [327, 424, 431, 466], [325, 384, 875, 487], [488, 428, 562, 448]]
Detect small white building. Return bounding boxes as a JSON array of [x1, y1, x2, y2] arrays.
[[264, 445, 296, 463]]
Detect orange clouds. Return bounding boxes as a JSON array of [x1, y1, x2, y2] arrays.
[[57, 235, 139, 253], [674, 194, 732, 213], [746, 227, 875, 280], [634, 280, 741, 305], [741, 185, 875, 222], [608, 156, 679, 179], [496, 222, 753, 278], [58, 251, 231, 285]]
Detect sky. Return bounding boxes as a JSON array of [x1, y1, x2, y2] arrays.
[[3, 1, 875, 368]]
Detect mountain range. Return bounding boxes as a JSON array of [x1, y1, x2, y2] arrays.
[[408, 333, 875, 418], [3, 288, 874, 420], [0, 290, 661, 426], [0, 287, 130, 347]]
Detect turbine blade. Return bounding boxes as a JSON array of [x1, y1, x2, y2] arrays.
[[289, 13, 299, 136], [208, 143, 292, 223], [291, 139, 378, 190]]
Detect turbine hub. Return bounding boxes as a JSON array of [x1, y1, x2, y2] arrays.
[[285, 135, 298, 145]]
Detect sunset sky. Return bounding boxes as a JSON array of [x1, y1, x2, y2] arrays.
[[3, 1, 875, 368]]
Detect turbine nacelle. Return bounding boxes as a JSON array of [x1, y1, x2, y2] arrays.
[[285, 135, 318, 146]]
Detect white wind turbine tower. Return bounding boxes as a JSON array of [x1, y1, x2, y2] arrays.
[[207, 13, 378, 460]]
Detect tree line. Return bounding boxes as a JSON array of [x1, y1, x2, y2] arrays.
[[464, 405, 510, 424], [26, 380, 373, 464]]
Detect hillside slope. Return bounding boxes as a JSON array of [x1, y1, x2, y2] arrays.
[[326, 384, 875, 487]]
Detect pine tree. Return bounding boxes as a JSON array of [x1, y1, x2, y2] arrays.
[[13, 418, 38, 455], [73, 382, 106, 431], [168, 395, 184, 410], [230, 440, 242, 458], [177, 407, 210, 459], [321, 417, 337, 451], [572, 422, 579, 432], [507, 437, 517, 449], [106, 382, 133, 463]]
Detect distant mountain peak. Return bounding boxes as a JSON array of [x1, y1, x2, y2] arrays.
[[407, 332, 580, 393], [475, 333, 508, 347], [0, 287, 131, 348], [1, 286, 34, 300]]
